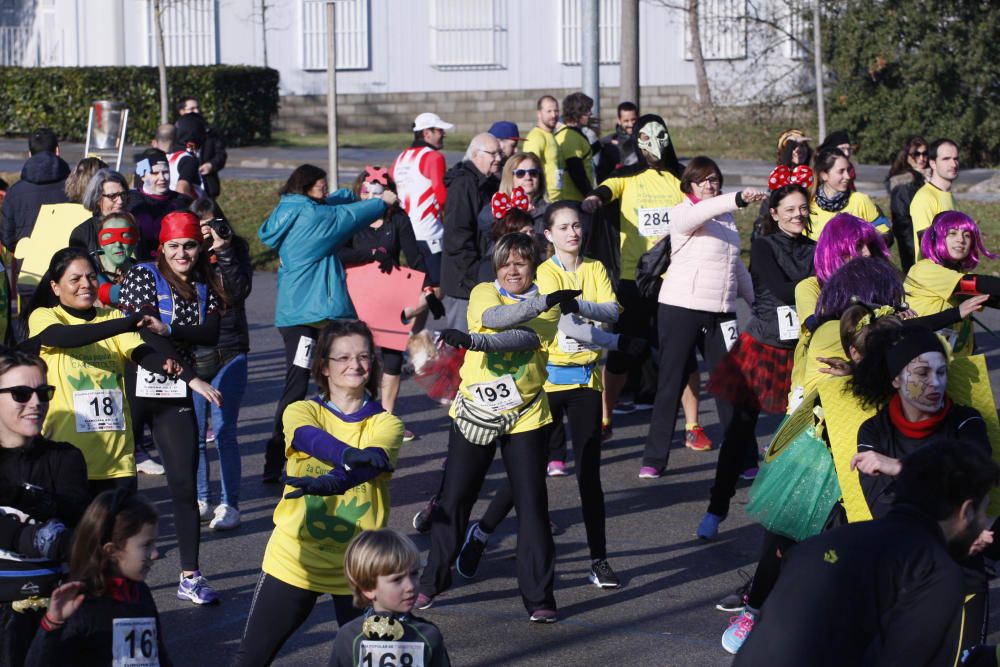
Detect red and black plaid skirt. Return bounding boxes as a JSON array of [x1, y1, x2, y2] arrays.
[[706, 332, 794, 414]]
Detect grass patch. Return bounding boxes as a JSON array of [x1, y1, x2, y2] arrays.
[[272, 130, 473, 153]]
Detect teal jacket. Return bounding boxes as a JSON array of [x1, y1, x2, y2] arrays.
[[259, 189, 385, 327]]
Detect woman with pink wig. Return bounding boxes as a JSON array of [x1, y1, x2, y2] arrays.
[[904, 211, 999, 356]]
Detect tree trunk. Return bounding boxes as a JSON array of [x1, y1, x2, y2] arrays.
[[260, 0, 269, 68], [687, 0, 717, 126], [154, 0, 169, 123]]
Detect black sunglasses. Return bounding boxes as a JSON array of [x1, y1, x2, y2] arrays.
[[513, 168, 540, 178], [0, 385, 55, 403], [910, 150, 928, 158]]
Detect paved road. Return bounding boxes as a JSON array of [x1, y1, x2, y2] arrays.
[[126, 271, 1000, 667]]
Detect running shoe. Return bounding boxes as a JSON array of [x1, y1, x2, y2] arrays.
[[588, 559, 621, 588], [601, 422, 613, 442], [633, 396, 655, 411], [697, 512, 725, 541], [177, 571, 219, 605], [206, 428, 216, 444], [402, 429, 417, 442], [136, 458, 165, 475], [529, 608, 558, 623], [209, 504, 241, 531], [546, 460, 568, 477], [415, 593, 434, 610], [197, 500, 212, 523], [412, 497, 437, 533], [716, 569, 753, 612], [638, 466, 663, 479], [612, 400, 637, 415], [721, 609, 757, 654], [456, 521, 489, 579], [685, 426, 713, 451], [740, 467, 759, 481]]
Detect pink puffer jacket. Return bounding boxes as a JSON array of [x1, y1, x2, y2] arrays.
[[658, 191, 754, 312]]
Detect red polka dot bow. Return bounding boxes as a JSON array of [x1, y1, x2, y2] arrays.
[[491, 186, 531, 219], [768, 165, 814, 190]]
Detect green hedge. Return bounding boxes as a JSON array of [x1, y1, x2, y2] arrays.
[[0, 66, 280, 146]]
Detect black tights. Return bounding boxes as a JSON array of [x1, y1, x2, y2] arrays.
[[234, 571, 360, 667], [481, 388, 607, 559], [264, 326, 319, 476]]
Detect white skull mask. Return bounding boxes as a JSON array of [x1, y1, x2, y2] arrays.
[[637, 121, 669, 161]]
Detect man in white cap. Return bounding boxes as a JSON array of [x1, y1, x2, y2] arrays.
[[391, 112, 455, 286]]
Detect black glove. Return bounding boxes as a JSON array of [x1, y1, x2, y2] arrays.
[[284, 474, 351, 499], [16, 483, 57, 523], [372, 249, 395, 274], [425, 292, 446, 320], [441, 329, 473, 349], [342, 447, 394, 472], [617, 335, 649, 358], [960, 645, 998, 667], [17, 519, 67, 560], [559, 298, 580, 315], [544, 290, 583, 311]]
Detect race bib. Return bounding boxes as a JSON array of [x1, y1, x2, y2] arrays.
[[112, 617, 158, 667], [637, 207, 670, 237], [73, 389, 125, 433], [135, 368, 187, 398], [720, 320, 739, 351], [468, 374, 522, 412], [360, 640, 424, 667], [554, 168, 565, 190], [776, 305, 800, 341], [557, 328, 601, 353], [425, 237, 442, 254], [293, 335, 315, 369]]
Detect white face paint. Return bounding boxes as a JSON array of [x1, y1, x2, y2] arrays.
[[894, 351, 948, 417], [637, 121, 669, 161]]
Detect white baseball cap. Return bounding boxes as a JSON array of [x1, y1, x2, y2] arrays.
[[413, 112, 454, 132]]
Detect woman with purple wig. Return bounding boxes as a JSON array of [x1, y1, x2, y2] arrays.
[[904, 211, 999, 356], [786, 213, 889, 409]]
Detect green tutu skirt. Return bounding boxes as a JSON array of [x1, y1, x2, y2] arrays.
[[746, 425, 841, 542]]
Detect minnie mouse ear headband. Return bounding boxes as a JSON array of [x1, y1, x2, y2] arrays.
[[491, 187, 530, 219], [768, 165, 814, 190], [159, 211, 202, 245], [364, 165, 388, 186]]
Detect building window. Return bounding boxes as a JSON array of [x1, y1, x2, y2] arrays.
[[147, 0, 217, 66], [783, 0, 810, 60], [684, 0, 747, 61], [429, 0, 507, 70], [301, 0, 370, 71], [559, 0, 621, 65]]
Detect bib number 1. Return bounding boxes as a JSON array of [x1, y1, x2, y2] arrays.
[[777, 305, 800, 341], [293, 335, 315, 369]]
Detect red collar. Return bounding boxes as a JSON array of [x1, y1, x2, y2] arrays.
[[107, 577, 140, 603], [888, 394, 951, 439]]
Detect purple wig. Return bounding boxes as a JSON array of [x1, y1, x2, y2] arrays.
[[920, 210, 997, 270], [813, 213, 890, 284], [814, 256, 905, 323]]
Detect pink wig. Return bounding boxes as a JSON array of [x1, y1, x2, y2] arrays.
[[920, 210, 997, 271], [814, 213, 890, 284]]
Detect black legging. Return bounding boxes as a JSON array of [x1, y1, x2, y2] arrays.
[[126, 366, 201, 572], [606, 279, 655, 375], [746, 529, 796, 610], [480, 387, 607, 560], [419, 424, 555, 613], [643, 304, 736, 468], [264, 326, 319, 475], [234, 571, 360, 667]]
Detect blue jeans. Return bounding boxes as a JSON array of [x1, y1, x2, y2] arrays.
[[194, 353, 248, 508]]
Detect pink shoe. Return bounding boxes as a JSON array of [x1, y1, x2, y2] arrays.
[[638, 466, 663, 479]]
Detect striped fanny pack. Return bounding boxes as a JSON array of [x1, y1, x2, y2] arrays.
[[453, 391, 541, 446]]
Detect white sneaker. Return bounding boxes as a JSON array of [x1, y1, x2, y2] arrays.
[[197, 500, 212, 522], [209, 504, 241, 531], [136, 458, 165, 475]]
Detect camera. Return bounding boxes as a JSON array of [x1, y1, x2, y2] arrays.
[[206, 217, 233, 240]]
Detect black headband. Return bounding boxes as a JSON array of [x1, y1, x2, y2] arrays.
[[886, 326, 946, 379]]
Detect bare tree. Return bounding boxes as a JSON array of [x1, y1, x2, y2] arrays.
[[153, 0, 169, 123], [686, 0, 717, 125]]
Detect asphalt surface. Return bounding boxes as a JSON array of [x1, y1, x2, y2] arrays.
[[123, 271, 1000, 667]]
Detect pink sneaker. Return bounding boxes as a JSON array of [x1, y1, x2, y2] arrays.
[[638, 466, 663, 479], [546, 460, 568, 477]]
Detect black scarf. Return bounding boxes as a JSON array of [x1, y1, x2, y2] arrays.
[[815, 186, 851, 212]]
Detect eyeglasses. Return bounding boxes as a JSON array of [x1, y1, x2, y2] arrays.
[[513, 169, 540, 178], [479, 149, 501, 159], [102, 191, 128, 201], [326, 355, 372, 366], [695, 177, 721, 186], [0, 385, 55, 403], [910, 150, 928, 158]]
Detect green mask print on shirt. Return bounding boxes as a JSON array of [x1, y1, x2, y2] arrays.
[[300, 494, 372, 546], [484, 350, 533, 380], [67, 373, 120, 391]]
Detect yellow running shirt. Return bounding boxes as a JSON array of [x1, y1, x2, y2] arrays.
[[450, 282, 558, 434], [263, 399, 404, 593], [910, 183, 956, 259], [600, 168, 684, 282], [523, 127, 564, 202], [28, 306, 141, 480], [905, 259, 972, 356], [807, 192, 882, 241], [553, 126, 594, 202], [536, 256, 619, 393], [787, 276, 822, 410]]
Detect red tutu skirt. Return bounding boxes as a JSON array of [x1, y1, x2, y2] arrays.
[[706, 332, 794, 414]]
